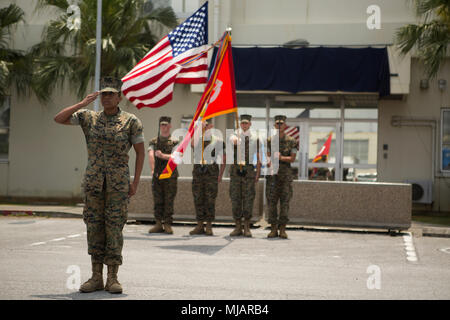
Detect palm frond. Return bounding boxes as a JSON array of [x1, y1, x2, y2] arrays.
[[0, 4, 25, 29], [33, 55, 75, 103], [31, 0, 181, 100], [0, 4, 26, 103], [395, 0, 450, 78]]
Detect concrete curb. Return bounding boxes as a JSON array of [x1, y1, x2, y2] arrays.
[[1, 210, 82, 219], [1, 206, 449, 238], [409, 224, 450, 238]]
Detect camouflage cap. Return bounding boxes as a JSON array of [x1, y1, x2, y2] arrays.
[[100, 77, 122, 93], [274, 115, 287, 124], [240, 114, 252, 123], [159, 116, 171, 125]]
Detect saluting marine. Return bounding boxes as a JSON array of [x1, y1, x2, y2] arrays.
[[54, 77, 145, 294], [266, 115, 297, 239], [148, 116, 179, 234], [228, 114, 261, 237]]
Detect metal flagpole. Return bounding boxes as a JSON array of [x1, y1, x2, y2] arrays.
[[93, 0, 102, 111]]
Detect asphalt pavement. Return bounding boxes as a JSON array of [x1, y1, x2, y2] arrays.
[[1, 212, 450, 300]]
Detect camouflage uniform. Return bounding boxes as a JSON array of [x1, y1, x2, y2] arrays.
[[70, 108, 144, 265], [148, 135, 179, 224], [229, 130, 260, 221], [266, 133, 297, 225], [192, 135, 225, 222]]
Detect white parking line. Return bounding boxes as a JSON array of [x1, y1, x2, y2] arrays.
[[403, 232, 418, 262], [67, 234, 81, 238], [30, 242, 46, 246], [29, 232, 84, 246], [49, 237, 66, 242]]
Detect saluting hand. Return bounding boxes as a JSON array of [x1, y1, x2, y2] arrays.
[[81, 92, 100, 107]]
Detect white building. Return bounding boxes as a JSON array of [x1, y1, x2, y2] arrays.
[[1, 0, 449, 212]]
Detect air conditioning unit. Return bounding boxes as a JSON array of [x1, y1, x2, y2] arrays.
[[404, 180, 433, 204]]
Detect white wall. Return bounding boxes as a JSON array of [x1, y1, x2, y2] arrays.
[[378, 58, 450, 211], [218, 0, 417, 46]]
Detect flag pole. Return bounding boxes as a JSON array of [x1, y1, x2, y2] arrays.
[[93, 0, 102, 111], [201, 120, 205, 165], [226, 27, 242, 171]]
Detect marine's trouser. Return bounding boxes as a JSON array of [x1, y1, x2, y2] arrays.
[[265, 174, 292, 225], [229, 164, 256, 220], [83, 188, 129, 266], [152, 176, 178, 224], [192, 167, 219, 222]]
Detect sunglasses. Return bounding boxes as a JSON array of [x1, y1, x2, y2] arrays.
[[101, 91, 118, 97]]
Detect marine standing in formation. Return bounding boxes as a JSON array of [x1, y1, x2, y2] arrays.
[[228, 114, 261, 237], [54, 77, 145, 294], [266, 115, 297, 239], [148, 116, 179, 235], [189, 118, 226, 236]]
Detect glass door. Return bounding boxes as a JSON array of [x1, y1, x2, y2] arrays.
[[285, 120, 341, 181], [306, 122, 341, 181]]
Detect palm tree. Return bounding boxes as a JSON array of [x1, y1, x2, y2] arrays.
[[395, 0, 450, 78], [33, 0, 178, 102], [0, 3, 32, 105]]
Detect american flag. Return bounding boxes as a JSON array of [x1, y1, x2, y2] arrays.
[[284, 125, 300, 148], [121, 2, 208, 109]]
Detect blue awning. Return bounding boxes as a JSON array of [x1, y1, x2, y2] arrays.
[[211, 46, 390, 96]]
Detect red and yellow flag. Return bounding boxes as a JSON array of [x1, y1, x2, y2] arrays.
[[313, 132, 333, 163], [201, 37, 237, 120], [159, 31, 237, 180]]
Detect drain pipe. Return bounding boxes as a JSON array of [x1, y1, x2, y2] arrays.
[[391, 116, 437, 182]]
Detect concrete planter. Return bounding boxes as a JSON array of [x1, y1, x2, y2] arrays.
[[130, 176, 411, 231], [129, 177, 263, 223]]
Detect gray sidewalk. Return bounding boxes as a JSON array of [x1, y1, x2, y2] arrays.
[[1, 204, 449, 238]]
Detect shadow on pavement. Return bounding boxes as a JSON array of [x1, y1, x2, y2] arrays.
[[31, 291, 128, 300], [156, 244, 229, 255], [156, 237, 234, 255], [124, 235, 192, 241]]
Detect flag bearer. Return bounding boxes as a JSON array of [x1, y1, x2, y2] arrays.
[[189, 118, 226, 236]]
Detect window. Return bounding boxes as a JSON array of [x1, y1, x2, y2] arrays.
[[0, 96, 10, 162], [343, 108, 378, 182], [441, 109, 450, 172]]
